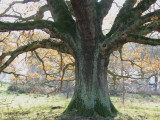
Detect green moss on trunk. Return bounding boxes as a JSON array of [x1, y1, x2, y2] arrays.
[[64, 53, 117, 117], [94, 99, 111, 117], [64, 95, 94, 116]]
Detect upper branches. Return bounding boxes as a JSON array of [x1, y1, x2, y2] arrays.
[[0, 5, 49, 21], [101, 0, 160, 55], [0, 19, 78, 47], [0, 0, 79, 54], [117, 0, 158, 33], [134, 0, 157, 16], [125, 9, 160, 34]]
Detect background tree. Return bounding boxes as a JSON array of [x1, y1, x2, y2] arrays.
[[1, 0, 160, 117], [108, 43, 160, 96]]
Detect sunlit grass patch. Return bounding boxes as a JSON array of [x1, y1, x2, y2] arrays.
[[0, 85, 70, 120], [112, 94, 160, 120], [0, 83, 160, 120]]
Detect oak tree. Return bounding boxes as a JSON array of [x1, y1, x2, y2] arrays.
[[1, 0, 160, 117]]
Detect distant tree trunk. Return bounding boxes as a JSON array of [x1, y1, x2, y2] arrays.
[[65, 46, 117, 116], [66, 81, 70, 99], [121, 61, 125, 104], [154, 74, 158, 91]]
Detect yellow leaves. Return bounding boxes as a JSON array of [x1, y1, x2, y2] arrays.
[[136, 0, 141, 3], [151, 16, 159, 24], [151, 16, 158, 21], [17, 39, 21, 44], [33, 73, 41, 78], [111, 43, 160, 78], [23, 5, 37, 16], [24, 12, 27, 16], [132, 52, 141, 58], [146, 67, 151, 71], [28, 72, 42, 82], [0, 31, 75, 84], [30, 8, 34, 11], [145, 53, 150, 58], [25, 47, 75, 83], [63, 56, 73, 63], [20, 31, 25, 35], [46, 75, 54, 81]]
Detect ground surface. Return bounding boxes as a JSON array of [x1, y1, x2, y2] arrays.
[[0, 83, 160, 120]]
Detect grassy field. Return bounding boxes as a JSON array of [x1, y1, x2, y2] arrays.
[[0, 83, 160, 120]]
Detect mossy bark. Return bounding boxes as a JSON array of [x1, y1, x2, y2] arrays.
[[65, 47, 117, 117]]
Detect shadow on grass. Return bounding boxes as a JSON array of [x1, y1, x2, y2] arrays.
[[51, 106, 64, 109], [54, 111, 133, 120]]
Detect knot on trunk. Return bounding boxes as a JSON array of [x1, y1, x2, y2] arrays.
[[121, 33, 127, 39], [100, 42, 108, 56]]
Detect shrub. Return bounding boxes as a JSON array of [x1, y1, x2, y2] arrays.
[[7, 83, 52, 94]]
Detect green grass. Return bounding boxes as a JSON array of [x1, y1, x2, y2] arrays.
[[111, 94, 160, 120], [0, 83, 160, 120]]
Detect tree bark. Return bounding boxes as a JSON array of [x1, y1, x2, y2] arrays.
[[1, 0, 160, 118], [65, 46, 117, 116]]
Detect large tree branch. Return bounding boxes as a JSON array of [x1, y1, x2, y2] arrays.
[[98, 0, 113, 19], [106, 0, 137, 37], [132, 22, 160, 36], [47, 0, 74, 23], [127, 34, 160, 46], [46, 0, 78, 47], [0, 19, 78, 51], [0, 20, 54, 32], [117, 0, 137, 16], [0, 39, 71, 73], [104, 8, 160, 51], [107, 0, 158, 39], [128, 9, 160, 33], [65, 1, 75, 17], [0, 20, 77, 55]]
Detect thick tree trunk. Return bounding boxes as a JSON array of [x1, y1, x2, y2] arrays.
[[65, 47, 117, 117]]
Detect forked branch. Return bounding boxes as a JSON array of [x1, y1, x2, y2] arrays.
[[0, 39, 71, 73]]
